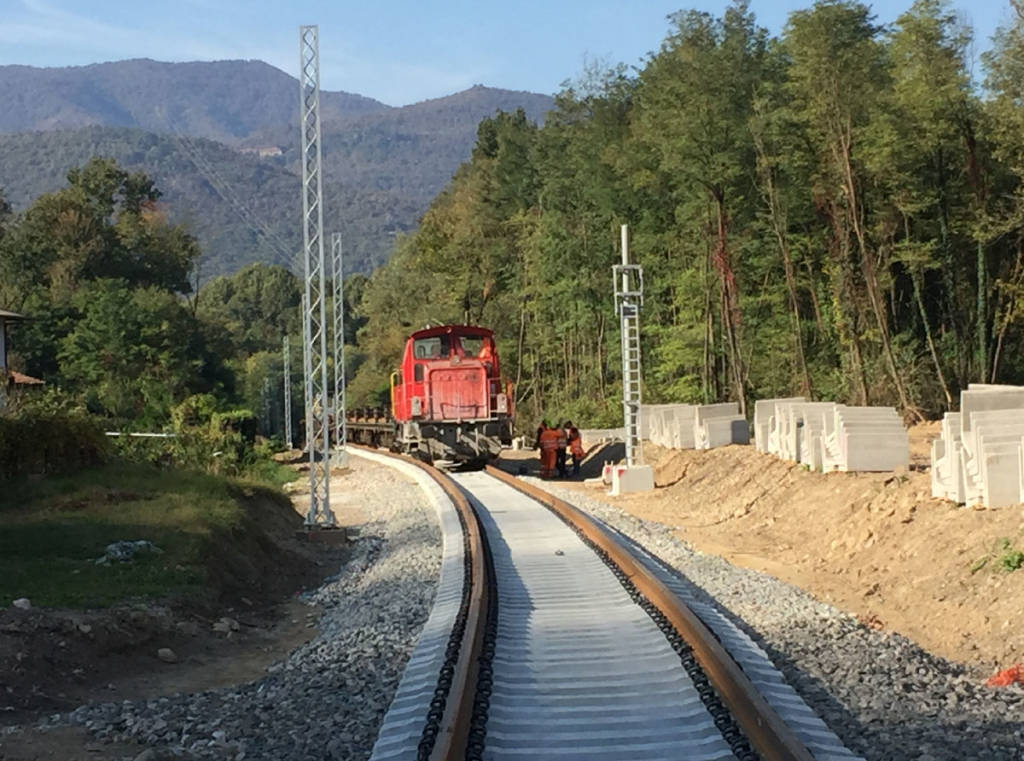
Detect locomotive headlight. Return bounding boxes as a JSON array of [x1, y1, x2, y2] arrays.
[[411, 397, 423, 417], [495, 394, 508, 414]]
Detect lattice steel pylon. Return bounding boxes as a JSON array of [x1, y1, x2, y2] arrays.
[[282, 335, 293, 450], [299, 25, 334, 528], [331, 232, 348, 466], [302, 291, 313, 452], [614, 224, 645, 467]]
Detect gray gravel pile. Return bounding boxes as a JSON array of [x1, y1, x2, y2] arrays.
[[58, 459, 442, 761], [528, 477, 1024, 761]]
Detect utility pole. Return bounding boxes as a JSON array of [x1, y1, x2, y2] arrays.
[[610, 224, 653, 495], [331, 232, 348, 467], [299, 25, 334, 528], [283, 335, 293, 449], [261, 376, 272, 437], [302, 292, 313, 452]]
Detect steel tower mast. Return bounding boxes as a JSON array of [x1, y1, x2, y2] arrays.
[[609, 224, 654, 495], [299, 25, 334, 527], [331, 232, 348, 466], [282, 335, 293, 450]]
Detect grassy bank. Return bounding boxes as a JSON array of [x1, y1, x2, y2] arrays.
[[0, 461, 299, 608]]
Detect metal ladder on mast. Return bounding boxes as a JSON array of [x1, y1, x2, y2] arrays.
[[614, 224, 644, 468]]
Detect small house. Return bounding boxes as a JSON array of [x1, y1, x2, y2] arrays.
[[0, 309, 43, 399]]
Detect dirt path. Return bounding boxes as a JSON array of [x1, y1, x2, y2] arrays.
[[501, 425, 1024, 675]]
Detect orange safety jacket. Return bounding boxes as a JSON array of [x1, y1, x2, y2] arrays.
[[540, 428, 561, 450]]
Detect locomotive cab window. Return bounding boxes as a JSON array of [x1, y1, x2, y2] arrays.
[[414, 364, 424, 382], [413, 336, 449, 360], [460, 335, 485, 358]]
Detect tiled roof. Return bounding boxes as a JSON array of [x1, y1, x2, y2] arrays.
[[9, 371, 44, 386]]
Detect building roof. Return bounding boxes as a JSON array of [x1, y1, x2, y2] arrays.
[[0, 309, 26, 320], [8, 371, 44, 386]]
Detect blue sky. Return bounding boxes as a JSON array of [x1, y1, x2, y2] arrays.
[[0, 0, 1011, 105]]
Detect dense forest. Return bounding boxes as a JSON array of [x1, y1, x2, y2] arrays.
[[349, 0, 1024, 427]]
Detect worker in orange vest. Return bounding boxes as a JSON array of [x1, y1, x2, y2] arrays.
[[566, 421, 584, 476], [539, 423, 560, 478], [555, 423, 569, 477]]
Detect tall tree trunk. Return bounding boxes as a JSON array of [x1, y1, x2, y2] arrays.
[[936, 203, 967, 387], [753, 142, 812, 397], [912, 268, 953, 407], [990, 246, 1023, 382], [804, 260, 826, 339], [838, 129, 917, 417], [824, 201, 869, 405], [515, 302, 526, 393], [976, 238, 988, 383], [712, 193, 746, 415]]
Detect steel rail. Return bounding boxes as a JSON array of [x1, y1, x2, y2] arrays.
[[482, 464, 817, 761], [350, 446, 487, 760]]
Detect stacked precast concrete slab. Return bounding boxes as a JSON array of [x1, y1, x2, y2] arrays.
[[578, 428, 626, 447], [642, 402, 749, 450], [932, 384, 1024, 508], [755, 398, 909, 473]]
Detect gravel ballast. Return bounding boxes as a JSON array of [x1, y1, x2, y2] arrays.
[[528, 477, 1024, 761], [53, 458, 443, 761]]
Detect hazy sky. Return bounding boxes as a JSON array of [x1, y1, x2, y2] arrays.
[[0, 0, 1011, 105]]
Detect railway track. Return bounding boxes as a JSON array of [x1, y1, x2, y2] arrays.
[[355, 447, 865, 761]]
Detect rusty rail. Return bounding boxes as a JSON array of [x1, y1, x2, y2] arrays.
[[350, 445, 487, 760], [483, 464, 816, 761]]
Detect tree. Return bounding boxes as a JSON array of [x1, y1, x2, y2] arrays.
[[59, 279, 211, 424], [197, 263, 302, 358], [0, 158, 197, 303]]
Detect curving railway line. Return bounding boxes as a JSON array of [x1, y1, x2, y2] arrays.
[[354, 446, 865, 761]]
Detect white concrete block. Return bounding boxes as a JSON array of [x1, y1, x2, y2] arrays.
[[609, 464, 655, 495], [699, 416, 749, 448], [754, 397, 804, 452], [979, 442, 1023, 508]]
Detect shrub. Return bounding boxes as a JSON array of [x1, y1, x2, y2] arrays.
[[0, 406, 111, 481]]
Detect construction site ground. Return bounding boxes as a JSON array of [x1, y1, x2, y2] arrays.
[[499, 423, 1024, 676]]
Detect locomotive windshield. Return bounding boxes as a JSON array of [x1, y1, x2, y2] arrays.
[[460, 335, 486, 357], [413, 335, 450, 359]]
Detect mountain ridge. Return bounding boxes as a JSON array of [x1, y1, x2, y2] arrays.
[[0, 59, 555, 275]]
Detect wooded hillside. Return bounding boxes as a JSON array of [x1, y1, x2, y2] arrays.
[[0, 60, 554, 276], [350, 0, 1024, 425]]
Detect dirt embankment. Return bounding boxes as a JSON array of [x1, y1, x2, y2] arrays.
[[0, 486, 345, 727], [519, 425, 1023, 673]]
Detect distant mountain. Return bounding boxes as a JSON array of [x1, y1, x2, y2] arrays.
[[0, 60, 554, 275], [0, 62, 552, 276], [0, 59, 389, 143]]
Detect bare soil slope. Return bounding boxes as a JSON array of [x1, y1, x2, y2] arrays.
[[515, 426, 1024, 674]]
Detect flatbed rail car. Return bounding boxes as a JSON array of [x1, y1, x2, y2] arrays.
[[347, 325, 513, 465]]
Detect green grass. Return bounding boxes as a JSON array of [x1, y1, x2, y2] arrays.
[[969, 537, 1024, 577], [0, 462, 248, 608], [242, 458, 300, 490], [997, 538, 1024, 573]]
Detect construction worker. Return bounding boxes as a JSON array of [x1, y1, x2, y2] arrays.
[[566, 421, 584, 476], [539, 423, 560, 477], [555, 422, 569, 478]]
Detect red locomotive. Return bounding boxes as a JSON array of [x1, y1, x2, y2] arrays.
[[348, 325, 513, 466]]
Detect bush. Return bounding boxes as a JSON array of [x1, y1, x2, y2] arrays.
[[0, 406, 111, 481], [115, 400, 262, 477]]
